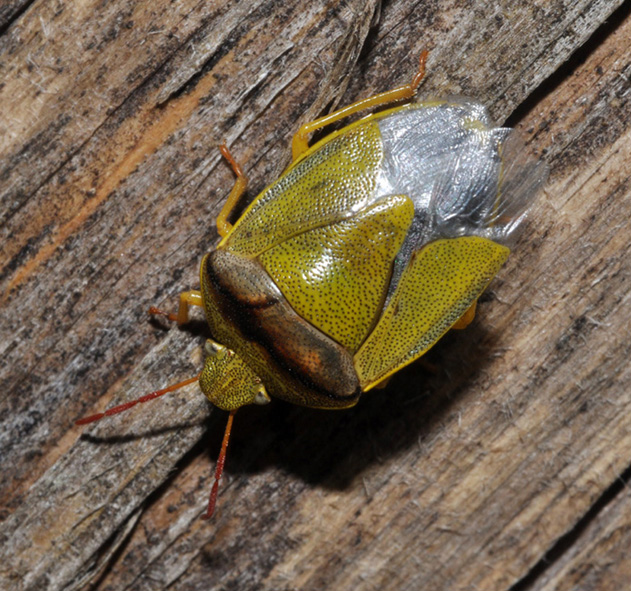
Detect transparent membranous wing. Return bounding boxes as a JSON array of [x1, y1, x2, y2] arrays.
[[375, 99, 546, 241], [371, 98, 548, 294]]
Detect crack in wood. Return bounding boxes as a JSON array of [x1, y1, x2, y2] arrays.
[[510, 462, 631, 591]]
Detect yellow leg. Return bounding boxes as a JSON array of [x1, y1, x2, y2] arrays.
[[451, 300, 477, 330], [291, 50, 429, 161], [216, 143, 248, 238], [149, 290, 203, 324]]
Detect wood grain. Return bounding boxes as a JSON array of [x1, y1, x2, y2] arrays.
[[1, 1, 630, 590]]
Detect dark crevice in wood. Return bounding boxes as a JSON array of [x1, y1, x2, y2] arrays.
[[0, 23, 228, 279], [77, 506, 144, 591], [302, 9, 383, 147], [154, 36, 234, 109], [1, 71, 169, 249], [79, 427, 217, 591], [154, 2, 283, 108], [506, 0, 631, 129], [0, 9, 255, 240], [0, 0, 35, 36], [509, 461, 631, 591]]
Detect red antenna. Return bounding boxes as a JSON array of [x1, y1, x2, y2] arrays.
[[203, 409, 236, 520], [75, 375, 200, 425], [75, 374, 237, 519]]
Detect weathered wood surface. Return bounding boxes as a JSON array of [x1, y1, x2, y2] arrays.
[[1, 0, 630, 589]]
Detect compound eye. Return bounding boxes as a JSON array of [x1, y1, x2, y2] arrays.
[[254, 388, 271, 405], [205, 339, 227, 357]]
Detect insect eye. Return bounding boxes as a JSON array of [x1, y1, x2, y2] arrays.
[[205, 339, 227, 357], [254, 388, 271, 405]]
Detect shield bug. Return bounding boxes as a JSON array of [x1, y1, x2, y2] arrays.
[[77, 52, 547, 518]]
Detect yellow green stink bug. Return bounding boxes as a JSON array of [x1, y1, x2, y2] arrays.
[[77, 52, 547, 518]]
